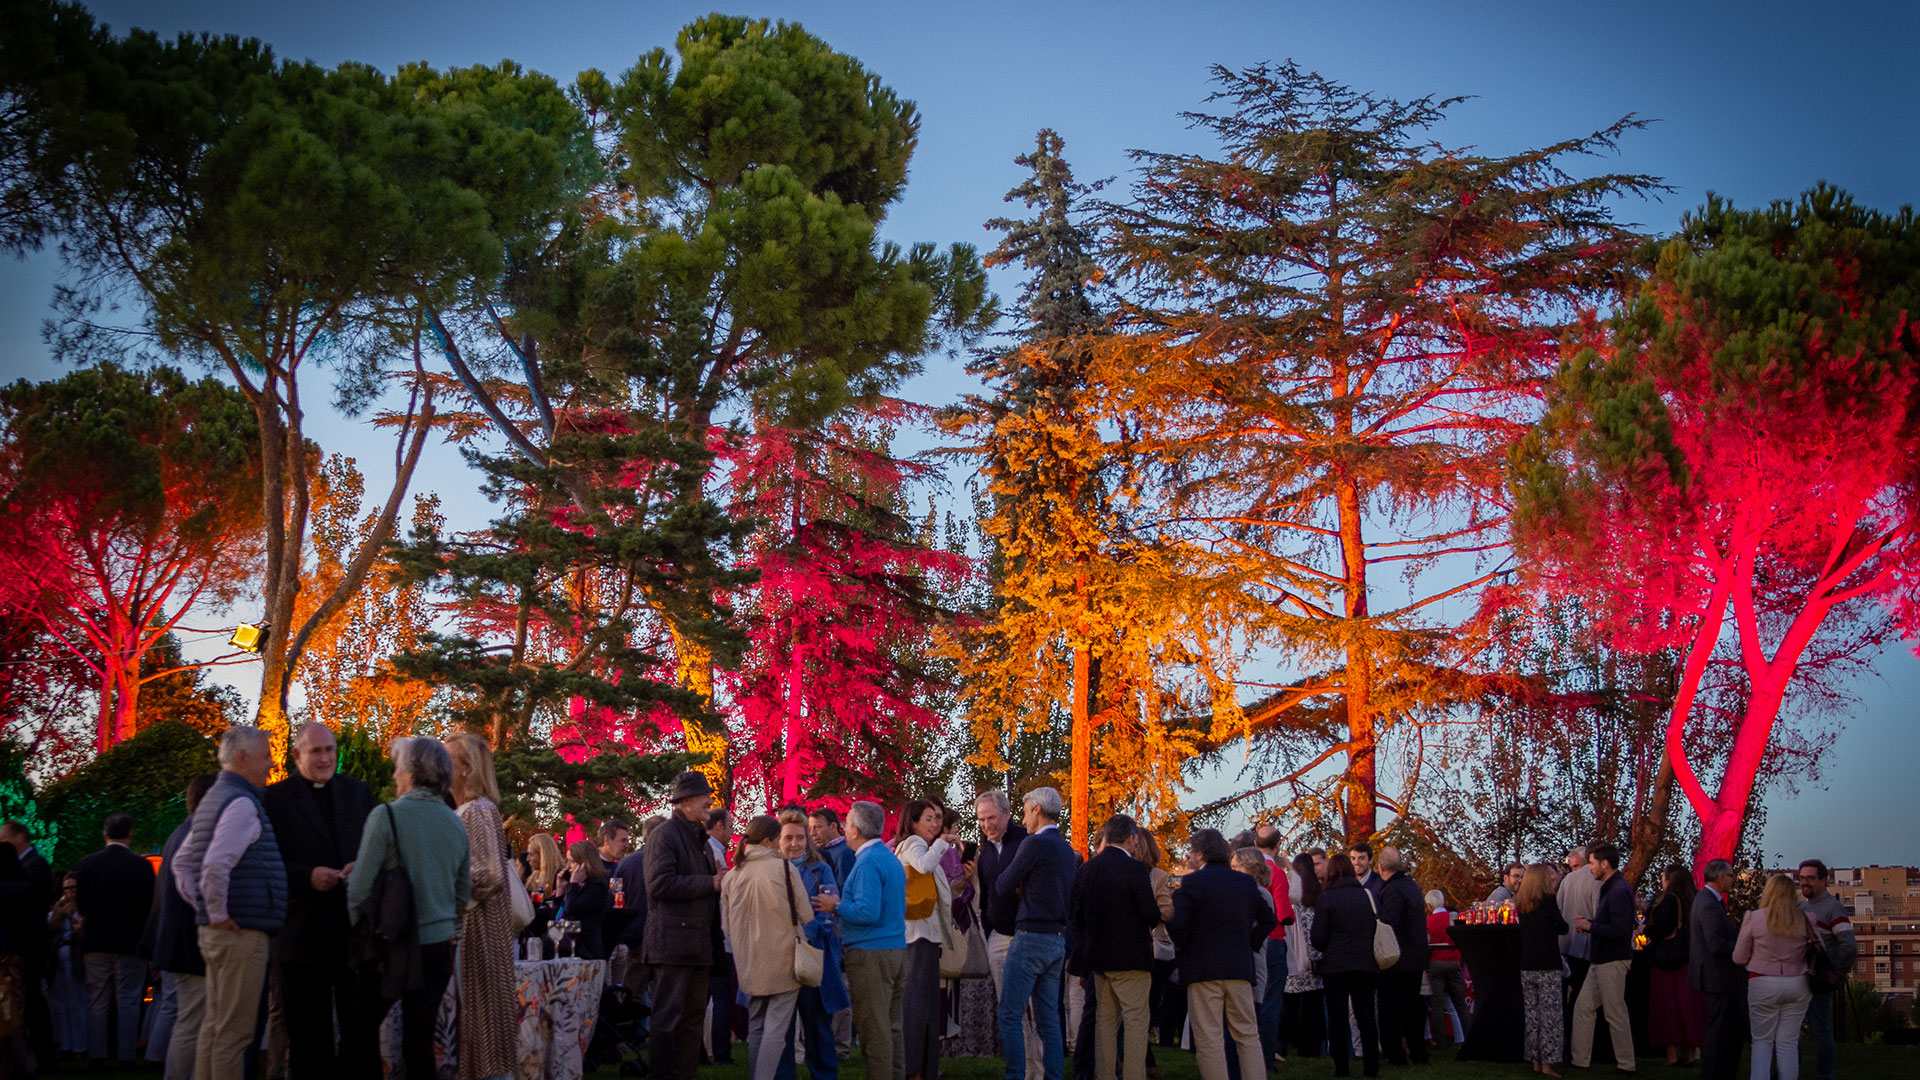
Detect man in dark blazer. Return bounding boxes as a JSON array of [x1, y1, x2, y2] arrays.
[[975, 788, 1040, 1080], [1071, 815, 1161, 1080], [1375, 847, 1432, 1066], [1170, 828, 1276, 1080], [72, 811, 156, 1064], [645, 770, 726, 1080], [1689, 858, 1746, 1080], [2, 820, 56, 1066], [263, 721, 375, 1080]]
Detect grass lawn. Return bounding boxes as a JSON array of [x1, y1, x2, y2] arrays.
[[573, 1041, 1915, 1080], [65, 1039, 1920, 1079]]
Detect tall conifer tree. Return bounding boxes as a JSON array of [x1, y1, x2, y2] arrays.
[[1101, 65, 1656, 843]]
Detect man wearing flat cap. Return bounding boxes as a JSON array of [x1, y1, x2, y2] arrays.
[[645, 771, 729, 1080]]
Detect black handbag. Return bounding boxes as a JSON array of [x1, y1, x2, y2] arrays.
[[350, 804, 422, 997]]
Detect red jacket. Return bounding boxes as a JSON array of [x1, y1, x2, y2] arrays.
[[1264, 854, 1295, 938], [1427, 909, 1460, 960]]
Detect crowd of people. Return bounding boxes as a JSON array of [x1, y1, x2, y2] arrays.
[[0, 741, 1865, 1080]]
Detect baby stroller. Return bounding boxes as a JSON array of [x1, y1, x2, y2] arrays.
[[586, 950, 650, 1077]]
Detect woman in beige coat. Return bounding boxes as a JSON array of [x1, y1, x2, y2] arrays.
[[721, 815, 812, 1080]]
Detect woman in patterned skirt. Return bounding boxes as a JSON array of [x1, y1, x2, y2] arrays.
[[447, 733, 520, 1079], [1516, 863, 1570, 1077]]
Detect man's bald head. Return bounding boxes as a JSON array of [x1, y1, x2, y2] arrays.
[[291, 722, 338, 785]]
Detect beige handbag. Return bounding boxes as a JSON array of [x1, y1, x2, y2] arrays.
[[787, 866, 824, 988]]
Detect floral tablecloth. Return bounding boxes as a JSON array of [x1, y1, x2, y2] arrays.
[[380, 957, 607, 1080]]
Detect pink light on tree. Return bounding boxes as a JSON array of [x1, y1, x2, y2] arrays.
[[1513, 187, 1920, 874]]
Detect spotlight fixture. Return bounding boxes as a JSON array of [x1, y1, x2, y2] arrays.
[[228, 622, 268, 653]]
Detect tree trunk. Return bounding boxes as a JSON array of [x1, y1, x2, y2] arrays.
[[1336, 473, 1375, 845], [782, 640, 806, 804], [673, 626, 730, 802], [1070, 642, 1091, 857], [1622, 754, 1675, 888]]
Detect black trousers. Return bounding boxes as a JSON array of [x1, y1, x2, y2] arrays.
[[651, 963, 712, 1080], [281, 959, 359, 1080], [1562, 958, 1590, 1052], [1154, 960, 1186, 1048], [1323, 972, 1380, 1079], [349, 942, 453, 1080], [1700, 988, 1749, 1080], [1284, 989, 1326, 1057], [708, 956, 739, 1062], [1377, 971, 1428, 1065]]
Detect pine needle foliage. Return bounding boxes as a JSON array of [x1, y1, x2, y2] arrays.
[[1098, 63, 1660, 843]]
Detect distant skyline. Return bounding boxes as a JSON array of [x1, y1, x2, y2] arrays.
[[3, 1, 1916, 865]]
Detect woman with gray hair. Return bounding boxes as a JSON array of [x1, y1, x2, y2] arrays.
[[346, 737, 473, 1080]]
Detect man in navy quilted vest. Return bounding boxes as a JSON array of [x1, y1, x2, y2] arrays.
[[172, 725, 287, 1080]]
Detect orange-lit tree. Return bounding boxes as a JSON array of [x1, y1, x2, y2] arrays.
[[1100, 64, 1657, 844], [294, 455, 443, 745], [945, 131, 1231, 848], [1511, 187, 1920, 873], [0, 363, 262, 751]]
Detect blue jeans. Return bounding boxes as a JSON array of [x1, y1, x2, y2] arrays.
[[1258, 938, 1287, 1067], [999, 932, 1065, 1080], [776, 985, 839, 1080], [1806, 990, 1834, 1080]]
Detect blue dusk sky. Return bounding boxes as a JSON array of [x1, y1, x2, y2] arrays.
[[2, 1, 1916, 865]]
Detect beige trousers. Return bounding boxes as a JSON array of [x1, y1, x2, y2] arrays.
[[195, 927, 269, 1080], [1093, 970, 1153, 1080], [1187, 980, 1263, 1080], [1571, 958, 1635, 1071]]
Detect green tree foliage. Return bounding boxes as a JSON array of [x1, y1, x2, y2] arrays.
[[0, 363, 262, 750], [428, 15, 993, 798], [17, 5, 585, 762], [493, 742, 689, 836], [33, 719, 216, 867]]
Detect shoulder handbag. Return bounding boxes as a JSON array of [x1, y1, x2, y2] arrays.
[[1804, 916, 1842, 993], [508, 865, 536, 933], [787, 864, 825, 988], [937, 892, 970, 979], [960, 903, 992, 979], [1364, 888, 1400, 971], [350, 804, 423, 997], [904, 863, 938, 921]]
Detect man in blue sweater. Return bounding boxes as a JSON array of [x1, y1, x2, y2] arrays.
[[994, 786, 1076, 1080], [815, 800, 907, 1080], [1570, 842, 1637, 1073]]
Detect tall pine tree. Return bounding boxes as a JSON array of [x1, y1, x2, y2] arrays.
[[1101, 65, 1657, 843]]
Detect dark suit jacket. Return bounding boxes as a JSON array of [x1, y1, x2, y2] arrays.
[[1377, 872, 1430, 973], [976, 823, 1028, 937], [72, 844, 155, 955], [1311, 876, 1382, 976], [1071, 846, 1161, 974], [643, 813, 721, 967], [1689, 886, 1744, 993], [149, 822, 203, 975], [18, 846, 52, 953], [1169, 862, 1276, 984], [263, 773, 375, 966]]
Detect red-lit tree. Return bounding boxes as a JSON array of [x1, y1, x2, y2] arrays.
[[1512, 186, 1920, 873], [721, 417, 966, 811], [0, 363, 263, 751]]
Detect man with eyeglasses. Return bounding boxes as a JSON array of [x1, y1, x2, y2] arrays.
[[1797, 860, 1856, 1080]]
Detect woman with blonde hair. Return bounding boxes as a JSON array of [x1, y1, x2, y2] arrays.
[[1734, 874, 1816, 1080], [445, 732, 518, 1080], [722, 815, 813, 1080], [526, 832, 563, 901], [1516, 864, 1569, 1076], [774, 809, 849, 1080]]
